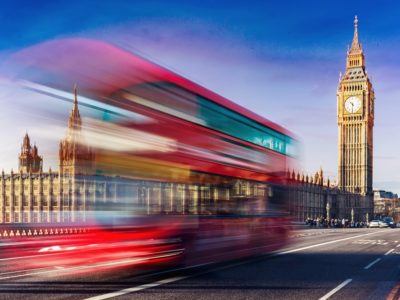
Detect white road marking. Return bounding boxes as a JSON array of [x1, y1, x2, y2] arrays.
[[273, 230, 387, 256], [385, 249, 395, 256], [364, 258, 381, 270], [319, 278, 352, 300], [352, 239, 388, 245], [0, 229, 389, 300], [84, 276, 187, 300], [83, 230, 387, 300], [396, 244, 400, 248]]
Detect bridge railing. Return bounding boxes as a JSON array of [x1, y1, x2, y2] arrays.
[[0, 224, 90, 238]]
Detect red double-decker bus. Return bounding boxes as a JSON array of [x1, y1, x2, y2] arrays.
[[3, 38, 298, 272]]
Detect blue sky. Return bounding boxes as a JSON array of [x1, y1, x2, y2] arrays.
[[1, 0, 400, 192]]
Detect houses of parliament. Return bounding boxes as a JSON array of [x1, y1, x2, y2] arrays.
[[0, 16, 375, 224], [0, 87, 97, 223], [0, 87, 266, 224]]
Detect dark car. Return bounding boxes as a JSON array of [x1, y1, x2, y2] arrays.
[[382, 217, 396, 228]]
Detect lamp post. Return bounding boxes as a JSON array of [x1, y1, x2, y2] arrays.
[[351, 208, 354, 223], [326, 202, 330, 223]]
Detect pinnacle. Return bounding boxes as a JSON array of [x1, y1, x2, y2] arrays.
[[349, 15, 362, 53]]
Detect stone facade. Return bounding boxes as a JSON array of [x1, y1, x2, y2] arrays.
[[0, 17, 378, 225], [0, 87, 267, 224], [1, 87, 97, 224], [19, 133, 43, 174], [287, 169, 370, 222], [374, 190, 399, 219], [0, 171, 117, 224]]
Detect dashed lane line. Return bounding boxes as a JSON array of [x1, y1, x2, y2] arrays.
[[83, 230, 388, 300], [385, 249, 395, 256], [364, 258, 382, 270], [84, 276, 188, 300], [319, 279, 352, 300]]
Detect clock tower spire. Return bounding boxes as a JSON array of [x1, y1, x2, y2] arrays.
[[337, 16, 374, 216], [347, 16, 365, 69]]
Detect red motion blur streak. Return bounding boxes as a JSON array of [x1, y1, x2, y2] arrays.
[[1, 38, 296, 276], [0, 217, 289, 277], [92, 110, 286, 183], [6, 37, 296, 183], [0, 223, 185, 277], [6, 38, 294, 137]]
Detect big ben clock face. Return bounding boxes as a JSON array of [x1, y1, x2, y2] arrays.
[[345, 96, 362, 113]]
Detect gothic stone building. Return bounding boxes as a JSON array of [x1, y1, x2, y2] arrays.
[[0, 17, 376, 225], [0, 87, 95, 223], [288, 169, 367, 222], [336, 15, 374, 220], [0, 88, 162, 224], [0, 88, 265, 224]]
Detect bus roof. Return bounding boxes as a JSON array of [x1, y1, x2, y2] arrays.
[[8, 38, 295, 138]]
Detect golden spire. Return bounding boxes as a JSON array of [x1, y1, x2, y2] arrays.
[[346, 15, 365, 69], [349, 15, 362, 53], [69, 85, 81, 125], [73, 83, 78, 110]]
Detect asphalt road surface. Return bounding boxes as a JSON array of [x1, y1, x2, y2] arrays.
[[1, 228, 400, 300]]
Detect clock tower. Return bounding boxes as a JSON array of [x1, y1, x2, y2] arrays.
[[337, 16, 374, 197]]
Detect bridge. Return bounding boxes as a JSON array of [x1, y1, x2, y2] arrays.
[[1, 227, 400, 299]]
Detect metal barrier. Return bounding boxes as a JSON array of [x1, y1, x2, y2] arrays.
[[0, 226, 88, 238]]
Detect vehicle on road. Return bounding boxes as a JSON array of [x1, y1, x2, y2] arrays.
[[382, 217, 396, 228], [368, 220, 381, 228], [379, 221, 389, 228], [3, 38, 299, 273]]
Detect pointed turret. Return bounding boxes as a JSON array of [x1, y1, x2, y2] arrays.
[[32, 143, 38, 156], [59, 85, 94, 177], [67, 84, 82, 133], [346, 15, 365, 69], [349, 16, 362, 53], [21, 133, 31, 154], [19, 134, 42, 174], [319, 167, 324, 185]]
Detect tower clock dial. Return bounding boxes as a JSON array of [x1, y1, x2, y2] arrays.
[[344, 96, 361, 113]]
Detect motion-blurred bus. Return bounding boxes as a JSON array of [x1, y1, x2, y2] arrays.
[[2, 38, 298, 273]]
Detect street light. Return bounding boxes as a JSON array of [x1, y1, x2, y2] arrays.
[[351, 208, 354, 223], [326, 202, 330, 222]]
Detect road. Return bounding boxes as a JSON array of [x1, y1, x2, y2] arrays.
[[1, 228, 400, 300]]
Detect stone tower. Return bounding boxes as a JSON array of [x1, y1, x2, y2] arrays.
[[337, 16, 374, 197], [18, 133, 43, 173], [59, 85, 94, 177]]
